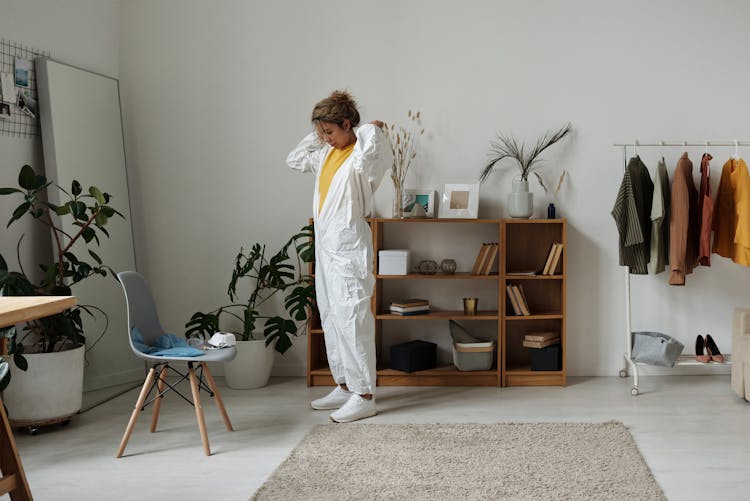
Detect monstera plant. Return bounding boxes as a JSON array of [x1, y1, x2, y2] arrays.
[[186, 224, 315, 355]]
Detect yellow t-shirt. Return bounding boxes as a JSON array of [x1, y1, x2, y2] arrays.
[[318, 143, 354, 213]]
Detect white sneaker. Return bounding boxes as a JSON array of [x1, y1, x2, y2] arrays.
[[330, 394, 377, 423], [311, 386, 351, 410]]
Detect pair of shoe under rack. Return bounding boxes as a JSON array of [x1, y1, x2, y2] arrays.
[[695, 334, 724, 363]]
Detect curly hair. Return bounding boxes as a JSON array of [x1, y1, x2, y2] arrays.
[[311, 90, 361, 129]]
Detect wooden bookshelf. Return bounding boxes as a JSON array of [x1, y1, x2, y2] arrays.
[[501, 220, 566, 386], [306, 218, 566, 388]]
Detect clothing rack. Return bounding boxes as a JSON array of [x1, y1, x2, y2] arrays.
[[615, 140, 740, 396]]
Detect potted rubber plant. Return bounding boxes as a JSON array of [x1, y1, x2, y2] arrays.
[[480, 123, 571, 218], [0, 164, 122, 425], [186, 224, 315, 389]]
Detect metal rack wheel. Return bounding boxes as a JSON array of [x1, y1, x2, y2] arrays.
[[631, 387, 639, 396], [26, 426, 40, 435], [619, 369, 628, 378]]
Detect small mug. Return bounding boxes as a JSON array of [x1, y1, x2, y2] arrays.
[[463, 297, 478, 315]]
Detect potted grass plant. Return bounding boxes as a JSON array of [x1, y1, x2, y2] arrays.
[[480, 123, 571, 218], [186, 224, 315, 389], [0, 164, 122, 425]]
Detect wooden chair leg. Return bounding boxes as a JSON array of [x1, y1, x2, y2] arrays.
[[201, 363, 233, 431], [0, 397, 32, 501], [149, 365, 169, 433], [116, 367, 156, 458], [188, 364, 211, 456]]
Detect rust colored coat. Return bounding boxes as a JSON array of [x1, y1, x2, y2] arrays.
[[669, 153, 700, 285]]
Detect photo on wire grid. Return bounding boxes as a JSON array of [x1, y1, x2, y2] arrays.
[[14, 57, 31, 87], [0, 102, 11, 120], [17, 89, 37, 118]]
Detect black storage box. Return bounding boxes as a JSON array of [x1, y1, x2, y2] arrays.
[[390, 340, 437, 372], [530, 344, 561, 371]]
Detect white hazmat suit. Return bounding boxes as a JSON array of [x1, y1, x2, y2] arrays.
[[287, 124, 392, 395]]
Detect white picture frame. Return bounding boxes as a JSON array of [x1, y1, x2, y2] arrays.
[[439, 183, 479, 219], [402, 188, 436, 218]]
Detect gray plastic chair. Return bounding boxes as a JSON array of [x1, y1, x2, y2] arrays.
[[116, 271, 236, 458]]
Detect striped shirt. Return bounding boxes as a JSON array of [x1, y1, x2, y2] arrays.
[[612, 157, 654, 274]]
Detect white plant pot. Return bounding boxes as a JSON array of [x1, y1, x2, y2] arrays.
[[3, 344, 85, 423], [224, 335, 275, 390], [508, 178, 533, 218]]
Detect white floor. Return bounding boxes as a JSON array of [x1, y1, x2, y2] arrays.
[[5, 375, 750, 501]]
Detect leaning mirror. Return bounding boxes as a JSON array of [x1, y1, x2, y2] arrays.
[[37, 58, 140, 405]]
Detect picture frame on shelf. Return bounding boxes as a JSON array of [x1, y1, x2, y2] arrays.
[[439, 183, 479, 219], [402, 188, 436, 218]]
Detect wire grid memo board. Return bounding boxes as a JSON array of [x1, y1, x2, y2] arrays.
[[0, 39, 51, 138]]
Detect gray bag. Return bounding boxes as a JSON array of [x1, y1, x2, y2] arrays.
[[631, 331, 684, 367]]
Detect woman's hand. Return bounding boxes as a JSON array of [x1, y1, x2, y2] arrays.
[[370, 120, 385, 129]]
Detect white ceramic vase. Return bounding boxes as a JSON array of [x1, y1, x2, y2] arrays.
[[224, 334, 275, 389], [508, 178, 533, 218], [4, 344, 85, 423]]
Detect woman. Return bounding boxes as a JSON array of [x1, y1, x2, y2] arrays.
[[286, 90, 392, 423]]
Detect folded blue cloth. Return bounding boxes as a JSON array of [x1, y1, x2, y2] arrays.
[[131, 326, 204, 357]]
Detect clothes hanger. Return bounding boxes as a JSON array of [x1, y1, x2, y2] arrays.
[[734, 139, 740, 160], [634, 139, 639, 157]]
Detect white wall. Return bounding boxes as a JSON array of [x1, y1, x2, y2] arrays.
[[118, 0, 750, 377], [0, 0, 132, 389]]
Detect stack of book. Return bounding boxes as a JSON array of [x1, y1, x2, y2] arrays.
[[471, 242, 499, 275], [390, 298, 430, 316], [522, 331, 560, 348], [506, 284, 531, 316], [540, 242, 564, 275]]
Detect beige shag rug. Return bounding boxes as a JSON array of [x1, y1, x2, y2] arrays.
[[252, 422, 665, 501]]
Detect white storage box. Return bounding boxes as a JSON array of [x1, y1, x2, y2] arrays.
[[378, 249, 410, 275]]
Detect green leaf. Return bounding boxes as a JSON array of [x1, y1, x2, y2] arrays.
[[13, 353, 28, 371], [88, 249, 102, 265], [71, 180, 82, 196], [64, 252, 80, 265], [82, 227, 96, 243], [102, 207, 115, 218], [95, 211, 108, 227], [7, 202, 31, 227], [0, 254, 7, 273], [263, 317, 296, 354], [185, 311, 220, 339], [18, 165, 36, 190], [285, 284, 314, 321], [55, 204, 71, 216], [0, 187, 22, 195], [89, 186, 105, 204]]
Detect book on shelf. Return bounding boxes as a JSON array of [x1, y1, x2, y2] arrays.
[[506, 285, 522, 315], [514, 284, 531, 316], [390, 298, 430, 308], [471, 243, 491, 275], [522, 337, 560, 349], [549, 242, 564, 275], [390, 304, 430, 313], [481, 243, 499, 275], [541, 242, 557, 275], [509, 270, 539, 276], [390, 309, 431, 316], [524, 331, 559, 342]]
